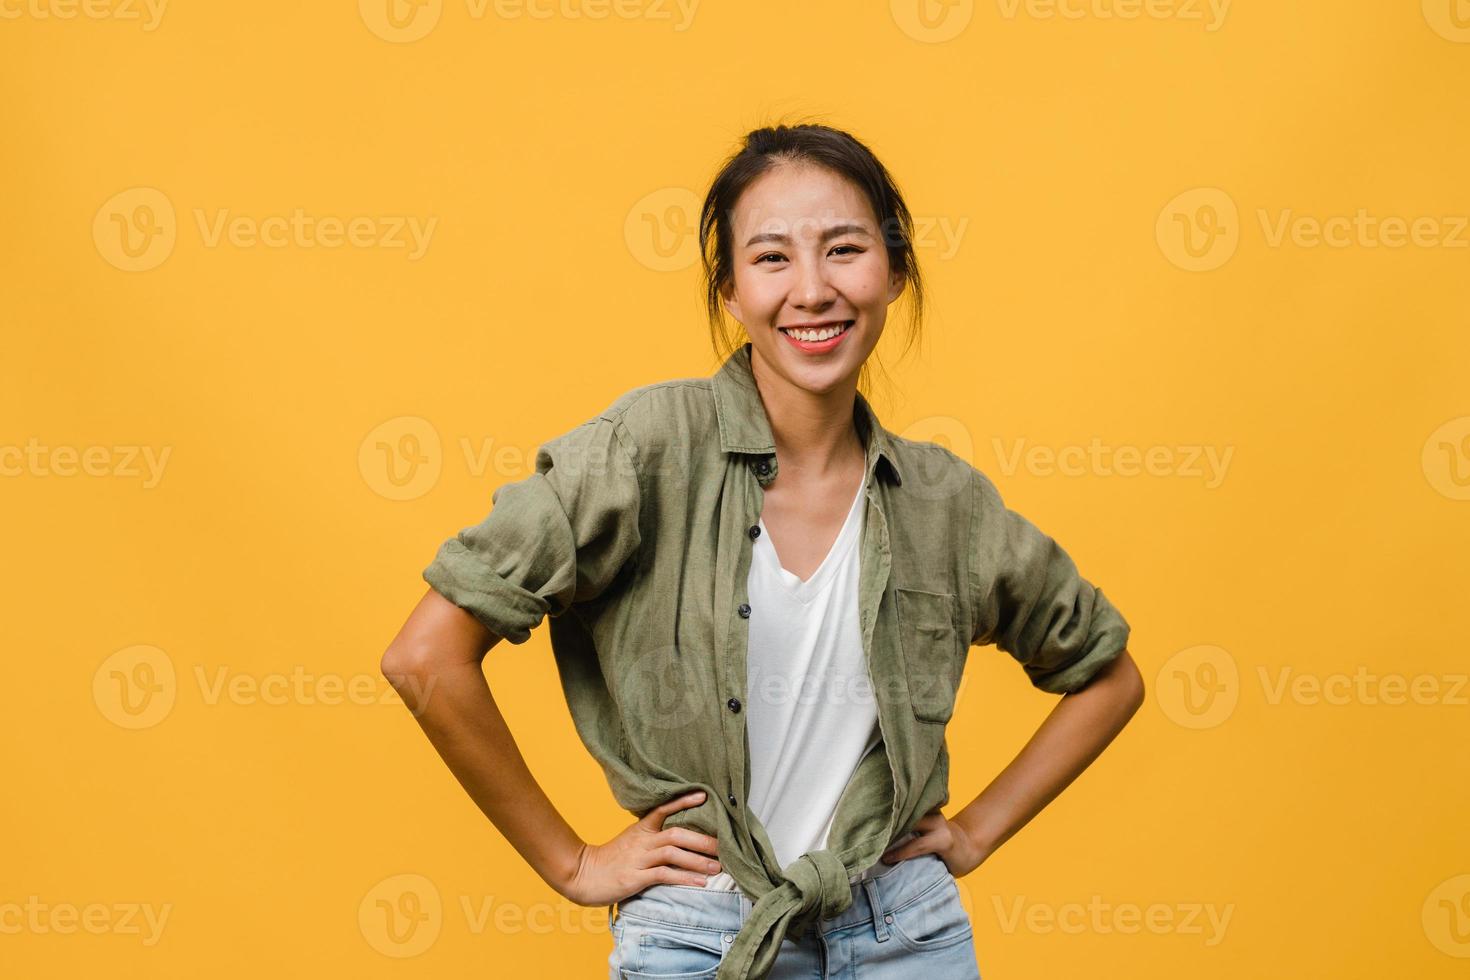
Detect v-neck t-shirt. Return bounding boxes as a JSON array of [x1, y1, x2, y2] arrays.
[[704, 474, 894, 890]]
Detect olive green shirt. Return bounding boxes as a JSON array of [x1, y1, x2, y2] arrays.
[[422, 342, 1131, 980]]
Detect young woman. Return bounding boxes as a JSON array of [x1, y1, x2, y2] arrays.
[[382, 123, 1144, 980]]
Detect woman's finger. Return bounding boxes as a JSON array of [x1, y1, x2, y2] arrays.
[[644, 790, 706, 826]]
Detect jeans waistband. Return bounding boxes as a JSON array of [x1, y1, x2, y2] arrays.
[[608, 848, 951, 940]]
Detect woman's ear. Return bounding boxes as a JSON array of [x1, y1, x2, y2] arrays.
[[886, 270, 905, 304], [721, 282, 743, 325]]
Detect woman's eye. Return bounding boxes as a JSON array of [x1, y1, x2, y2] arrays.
[[831, 245, 861, 256], [755, 253, 785, 264]]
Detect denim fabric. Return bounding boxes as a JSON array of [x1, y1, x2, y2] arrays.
[[607, 852, 980, 979], [423, 342, 1129, 979]]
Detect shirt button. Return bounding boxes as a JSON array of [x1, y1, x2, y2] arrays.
[[727, 792, 738, 806], [737, 603, 751, 618], [747, 524, 760, 539], [755, 459, 770, 475], [727, 697, 741, 713]]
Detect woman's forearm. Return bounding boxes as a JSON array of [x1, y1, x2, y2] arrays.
[[951, 650, 1145, 861], [381, 593, 585, 898]]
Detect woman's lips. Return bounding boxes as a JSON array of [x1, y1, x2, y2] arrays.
[[778, 320, 854, 353]]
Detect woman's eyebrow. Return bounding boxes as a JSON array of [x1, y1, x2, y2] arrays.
[[743, 222, 874, 247]]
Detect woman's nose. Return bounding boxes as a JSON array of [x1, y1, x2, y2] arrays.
[[791, 258, 837, 307]]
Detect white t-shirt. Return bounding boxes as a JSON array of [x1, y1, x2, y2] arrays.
[[705, 474, 898, 891]]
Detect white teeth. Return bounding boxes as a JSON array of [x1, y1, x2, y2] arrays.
[[783, 321, 851, 342]]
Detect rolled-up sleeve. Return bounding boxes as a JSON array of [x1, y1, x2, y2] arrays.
[[421, 413, 643, 645], [967, 468, 1130, 694]]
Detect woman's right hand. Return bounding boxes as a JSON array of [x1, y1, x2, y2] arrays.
[[559, 790, 723, 907]]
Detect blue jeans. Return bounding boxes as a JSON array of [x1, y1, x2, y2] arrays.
[[607, 851, 981, 979]]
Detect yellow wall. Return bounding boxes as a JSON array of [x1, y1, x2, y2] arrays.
[[3, 1, 1468, 976]]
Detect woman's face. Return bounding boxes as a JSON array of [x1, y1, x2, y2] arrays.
[[721, 162, 905, 397]]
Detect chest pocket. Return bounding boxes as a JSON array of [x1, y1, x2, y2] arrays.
[[895, 587, 962, 724]]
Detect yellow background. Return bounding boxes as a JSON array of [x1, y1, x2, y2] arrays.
[[3, 1, 1468, 976]]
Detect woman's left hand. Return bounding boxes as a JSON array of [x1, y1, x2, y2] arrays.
[[878, 808, 987, 878]]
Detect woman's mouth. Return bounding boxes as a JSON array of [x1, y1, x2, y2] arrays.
[[778, 320, 854, 353]]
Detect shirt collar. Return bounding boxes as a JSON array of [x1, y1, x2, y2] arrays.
[[711, 341, 904, 488]]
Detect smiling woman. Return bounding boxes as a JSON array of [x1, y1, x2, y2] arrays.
[[385, 120, 1140, 980], [699, 125, 927, 395]]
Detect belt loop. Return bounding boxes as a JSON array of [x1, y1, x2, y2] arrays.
[[862, 878, 890, 943], [608, 902, 618, 930]]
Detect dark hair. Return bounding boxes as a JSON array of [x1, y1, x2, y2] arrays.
[[698, 120, 927, 397]]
